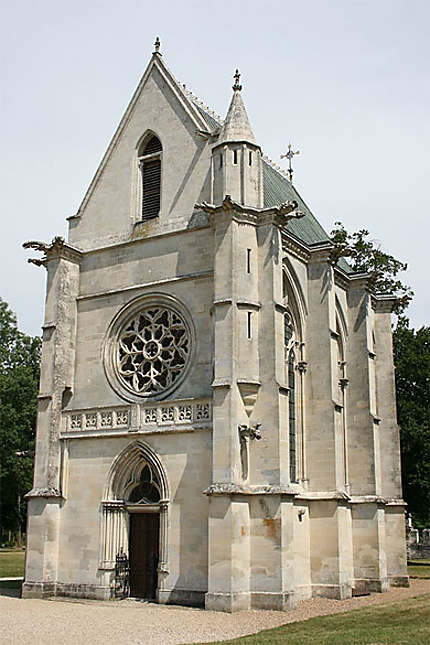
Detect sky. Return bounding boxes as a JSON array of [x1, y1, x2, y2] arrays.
[[1, 0, 429, 336]]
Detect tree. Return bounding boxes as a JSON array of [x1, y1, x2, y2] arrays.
[[330, 222, 413, 315], [393, 322, 430, 528], [0, 298, 41, 546], [330, 223, 429, 527]]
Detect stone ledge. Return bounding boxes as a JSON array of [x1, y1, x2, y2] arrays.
[[25, 487, 64, 500], [353, 577, 389, 594], [311, 583, 352, 600], [22, 581, 57, 599], [22, 581, 112, 600], [205, 591, 250, 612], [157, 588, 205, 607], [251, 591, 296, 611], [77, 269, 213, 302], [388, 576, 410, 588], [204, 483, 298, 496]]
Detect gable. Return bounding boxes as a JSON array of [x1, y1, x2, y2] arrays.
[[68, 57, 213, 251]]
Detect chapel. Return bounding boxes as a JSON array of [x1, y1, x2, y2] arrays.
[[22, 40, 408, 611]]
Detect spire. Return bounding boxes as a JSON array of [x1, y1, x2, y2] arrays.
[[218, 69, 257, 145]]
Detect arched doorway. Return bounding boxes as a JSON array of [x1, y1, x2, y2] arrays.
[[126, 462, 161, 599], [100, 441, 169, 600]]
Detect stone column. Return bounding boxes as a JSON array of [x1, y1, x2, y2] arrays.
[[22, 238, 81, 599], [252, 220, 286, 486], [206, 209, 254, 610], [157, 501, 170, 602], [309, 498, 353, 599], [345, 282, 378, 495], [206, 496, 251, 611]]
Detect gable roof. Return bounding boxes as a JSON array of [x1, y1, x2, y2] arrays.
[[75, 52, 210, 218], [73, 48, 351, 273]]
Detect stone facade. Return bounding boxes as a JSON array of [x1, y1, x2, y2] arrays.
[[22, 45, 408, 610]]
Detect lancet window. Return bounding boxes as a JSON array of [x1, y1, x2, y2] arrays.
[[138, 135, 162, 220], [284, 313, 297, 483], [288, 348, 297, 482]]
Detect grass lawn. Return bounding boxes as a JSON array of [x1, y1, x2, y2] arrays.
[[408, 560, 430, 579], [191, 594, 430, 645], [0, 549, 25, 578]]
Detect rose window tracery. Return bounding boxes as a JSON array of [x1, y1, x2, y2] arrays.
[[116, 307, 190, 396]]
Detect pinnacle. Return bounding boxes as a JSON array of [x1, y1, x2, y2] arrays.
[[218, 81, 257, 145]]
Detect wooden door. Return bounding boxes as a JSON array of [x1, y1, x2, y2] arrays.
[[129, 513, 159, 599]]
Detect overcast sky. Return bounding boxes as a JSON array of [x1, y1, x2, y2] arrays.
[[1, 0, 429, 336]]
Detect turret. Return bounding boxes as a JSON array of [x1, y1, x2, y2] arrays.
[[212, 71, 263, 208]]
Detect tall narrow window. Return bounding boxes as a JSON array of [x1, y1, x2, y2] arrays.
[[233, 149, 238, 165], [249, 151, 252, 166], [247, 311, 252, 339], [288, 349, 297, 482], [246, 248, 251, 274], [138, 135, 162, 220]]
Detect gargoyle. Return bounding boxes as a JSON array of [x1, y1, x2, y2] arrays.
[[23, 236, 65, 267]]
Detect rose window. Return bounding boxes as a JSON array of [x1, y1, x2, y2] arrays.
[[116, 307, 190, 395]]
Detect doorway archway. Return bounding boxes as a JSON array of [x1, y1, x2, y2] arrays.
[[99, 440, 170, 599]]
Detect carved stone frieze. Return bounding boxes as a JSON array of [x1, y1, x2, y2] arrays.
[[65, 407, 130, 433], [141, 399, 212, 427], [204, 483, 297, 496]]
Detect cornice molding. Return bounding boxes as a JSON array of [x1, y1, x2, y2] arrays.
[[195, 195, 304, 228], [281, 233, 310, 262], [371, 293, 397, 313], [307, 242, 334, 264]]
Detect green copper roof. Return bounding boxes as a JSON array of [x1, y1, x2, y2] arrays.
[[263, 161, 330, 245], [186, 88, 352, 271], [262, 162, 353, 273]]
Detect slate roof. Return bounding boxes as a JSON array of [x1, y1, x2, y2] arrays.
[[195, 104, 220, 130]]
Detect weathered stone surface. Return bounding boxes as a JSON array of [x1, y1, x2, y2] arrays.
[[24, 46, 408, 610]]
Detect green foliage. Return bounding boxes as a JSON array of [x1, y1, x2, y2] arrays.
[[329, 223, 430, 528], [393, 323, 430, 528], [0, 298, 41, 544], [330, 222, 413, 315]]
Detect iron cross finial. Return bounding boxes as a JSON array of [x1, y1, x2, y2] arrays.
[[233, 69, 242, 91], [153, 36, 161, 54], [280, 142, 300, 182]]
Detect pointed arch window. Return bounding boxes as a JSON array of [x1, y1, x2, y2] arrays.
[[138, 135, 162, 220], [126, 463, 161, 505], [288, 349, 297, 483], [284, 313, 297, 483]]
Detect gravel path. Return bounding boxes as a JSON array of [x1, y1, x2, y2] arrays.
[[0, 579, 429, 645]]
